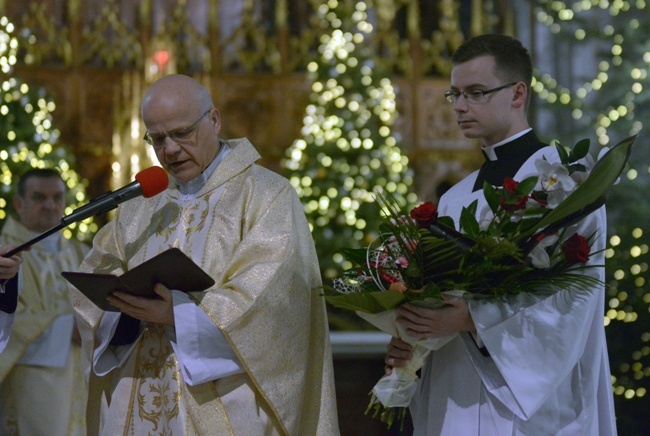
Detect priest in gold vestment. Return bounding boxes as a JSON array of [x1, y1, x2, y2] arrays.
[[72, 74, 339, 435], [0, 169, 88, 435]]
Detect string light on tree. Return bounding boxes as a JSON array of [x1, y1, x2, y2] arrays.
[[283, 0, 415, 280], [0, 16, 96, 241], [533, 2, 649, 433]]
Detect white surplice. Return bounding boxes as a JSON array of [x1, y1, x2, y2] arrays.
[[0, 219, 89, 435], [410, 146, 617, 435]]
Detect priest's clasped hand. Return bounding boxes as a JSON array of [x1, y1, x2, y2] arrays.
[[106, 283, 175, 325]]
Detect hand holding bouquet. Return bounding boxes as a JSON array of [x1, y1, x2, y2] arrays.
[[325, 134, 637, 430]]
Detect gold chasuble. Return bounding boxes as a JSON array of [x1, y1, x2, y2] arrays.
[[0, 216, 89, 435], [72, 139, 339, 435]]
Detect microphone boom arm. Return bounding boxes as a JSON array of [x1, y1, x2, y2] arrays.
[[2, 223, 66, 259], [2, 167, 167, 259], [60, 183, 140, 226]]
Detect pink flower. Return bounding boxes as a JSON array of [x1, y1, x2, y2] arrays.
[[395, 256, 409, 268]]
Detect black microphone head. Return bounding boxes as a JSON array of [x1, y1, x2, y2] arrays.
[[135, 167, 169, 198]]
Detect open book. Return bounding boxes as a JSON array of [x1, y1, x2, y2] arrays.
[[63, 248, 215, 311]]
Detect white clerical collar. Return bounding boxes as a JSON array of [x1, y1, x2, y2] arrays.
[[177, 141, 231, 197], [481, 128, 532, 161]]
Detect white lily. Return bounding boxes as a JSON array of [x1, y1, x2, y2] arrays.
[[536, 159, 577, 207], [527, 234, 558, 268]]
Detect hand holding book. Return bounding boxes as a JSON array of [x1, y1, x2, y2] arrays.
[[63, 248, 215, 312]]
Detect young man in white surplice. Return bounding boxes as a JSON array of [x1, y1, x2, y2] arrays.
[[384, 34, 616, 436]]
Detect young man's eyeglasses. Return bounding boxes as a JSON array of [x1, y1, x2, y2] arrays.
[[444, 82, 518, 104], [143, 109, 212, 148]]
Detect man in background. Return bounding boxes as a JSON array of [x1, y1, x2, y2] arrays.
[[0, 168, 89, 435]]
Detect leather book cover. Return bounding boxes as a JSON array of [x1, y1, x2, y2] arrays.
[[62, 248, 215, 311]]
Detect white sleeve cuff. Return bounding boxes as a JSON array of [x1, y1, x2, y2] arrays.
[[93, 312, 141, 375], [170, 290, 243, 386]]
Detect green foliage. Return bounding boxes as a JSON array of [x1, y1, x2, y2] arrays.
[[328, 151, 617, 312], [325, 289, 405, 314], [281, 0, 414, 287]]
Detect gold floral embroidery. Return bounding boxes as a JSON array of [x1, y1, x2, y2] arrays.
[[132, 325, 181, 432], [182, 195, 211, 240]]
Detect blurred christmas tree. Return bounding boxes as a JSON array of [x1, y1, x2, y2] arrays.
[[0, 16, 96, 242], [282, 0, 415, 298], [531, 2, 649, 434]]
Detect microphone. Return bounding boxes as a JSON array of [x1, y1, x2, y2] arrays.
[[2, 166, 168, 259], [61, 166, 168, 226]]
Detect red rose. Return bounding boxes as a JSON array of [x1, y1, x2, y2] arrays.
[[562, 234, 591, 263], [497, 178, 529, 212], [410, 202, 438, 228], [502, 177, 519, 193]]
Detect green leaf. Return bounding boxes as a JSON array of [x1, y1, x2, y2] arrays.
[[420, 236, 466, 277], [466, 199, 478, 216], [437, 216, 456, 229], [460, 206, 480, 238], [518, 207, 549, 232], [324, 290, 405, 313], [521, 206, 548, 220], [378, 222, 396, 235], [516, 176, 539, 195], [555, 142, 570, 164], [568, 163, 587, 174], [500, 220, 520, 235], [570, 138, 590, 162], [339, 247, 369, 266], [404, 263, 422, 278], [519, 133, 637, 241], [483, 182, 499, 213]]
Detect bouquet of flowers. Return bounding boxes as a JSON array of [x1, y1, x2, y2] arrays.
[[325, 134, 637, 430]]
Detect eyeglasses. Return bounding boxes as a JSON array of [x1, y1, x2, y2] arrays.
[[444, 82, 518, 104], [143, 109, 212, 148]]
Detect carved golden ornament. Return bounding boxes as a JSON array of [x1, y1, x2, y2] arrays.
[[4, 0, 507, 75], [154, 1, 210, 73], [83, 0, 141, 68], [17, 2, 71, 65]]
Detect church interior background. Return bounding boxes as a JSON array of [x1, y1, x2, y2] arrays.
[[1, 0, 648, 434]]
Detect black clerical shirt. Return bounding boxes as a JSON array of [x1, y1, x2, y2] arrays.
[[472, 130, 547, 192], [469, 129, 547, 356]]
